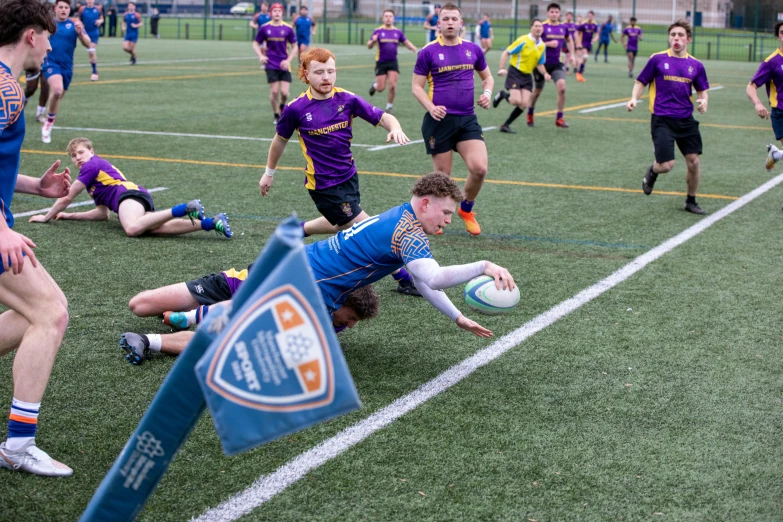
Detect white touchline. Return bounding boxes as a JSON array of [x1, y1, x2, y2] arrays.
[[367, 127, 498, 151], [194, 172, 783, 522], [579, 86, 724, 114], [50, 126, 376, 148], [12, 187, 168, 218]]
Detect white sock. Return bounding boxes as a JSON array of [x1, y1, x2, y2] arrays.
[[372, 82, 377, 89], [147, 334, 162, 352], [184, 309, 199, 326], [386, 103, 393, 110], [6, 436, 33, 451], [773, 149, 783, 161], [36, 105, 45, 116]]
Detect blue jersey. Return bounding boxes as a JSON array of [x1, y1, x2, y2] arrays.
[[80, 5, 102, 36], [0, 62, 25, 228], [428, 13, 438, 42], [294, 15, 313, 41], [124, 12, 141, 37], [46, 19, 80, 71], [600, 22, 614, 41], [479, 20, 491, 39], [306, 202, 433, 312]]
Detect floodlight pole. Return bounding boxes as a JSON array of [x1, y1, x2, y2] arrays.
[[752, 0, 759, 61]]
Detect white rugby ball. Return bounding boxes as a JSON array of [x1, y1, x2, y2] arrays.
[[463, 275, 520, 315]]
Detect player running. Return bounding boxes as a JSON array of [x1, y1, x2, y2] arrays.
[[78, 0, 103, 81], [367, 9, 417, 113], [121, 2, 142, 65], [121, 284, 379, 364], [595, 15, 618, 63], [249, 2, 270, 32], [292, 5, 316, 60], [0, 0, 75, 478], [478, 13, 493, 54], [493, 19, 548, 134], [40, 0, 92, 144], [562, 11, 576, 72], [626, 19, 710, 215], [526, 2, 574, 129], [253, 3, 297, 124], [746, 21, 783, 174], [412, 3, 493, 236], [575, 10, 598, 82], [28, 138, 233, 237], [424, 4, 440, 42], [622, 17, 642, 78]]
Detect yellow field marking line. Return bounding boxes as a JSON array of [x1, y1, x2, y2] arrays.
[[570, 114, 769, 132], [22, 149, 739, 200]]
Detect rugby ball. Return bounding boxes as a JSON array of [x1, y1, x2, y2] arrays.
[[464, 275, 520, 315]]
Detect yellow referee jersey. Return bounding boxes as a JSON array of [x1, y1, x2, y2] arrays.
[[506, 34, 545, 74]]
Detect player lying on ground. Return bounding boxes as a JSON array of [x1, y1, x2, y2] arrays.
[[746, 20, 783, 174], [28, 138, 233, 237], [121, 285, 379, 364]]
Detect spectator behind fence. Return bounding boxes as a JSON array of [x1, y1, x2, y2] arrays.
[[151, 8, 160, 39], [108, 5, 117, 37]]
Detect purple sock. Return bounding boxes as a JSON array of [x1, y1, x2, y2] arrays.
[[528, 107, 535, 115], [556, 112, 563, 120], [461, 200, 475, 213], [300, 221, 309, 238], [392, 267, 412, 283], [579, 63, 585, 73]]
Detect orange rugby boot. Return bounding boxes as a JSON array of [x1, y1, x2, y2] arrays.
[[458, 208, 481, 236]]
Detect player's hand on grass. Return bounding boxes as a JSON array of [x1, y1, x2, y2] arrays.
[[696, 98, 708, 114], [483, 261, 515, 291], [456, 314, 492, 338], [386, 130, 410, 146], [28, 215, 50, 224], [626, 98, 637, 112], [754, 102, 770, 119], [54, 213, 71, 220], [497, 68, 507, 76], [429, 105, 447, 121], [0, 227, 37, 274], [39, 160, 72, 198], [259, 174, 274, 196]]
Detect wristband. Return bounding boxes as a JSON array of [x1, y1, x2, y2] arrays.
[[264, 167, 276, 177], [483, 89, 492, 99]]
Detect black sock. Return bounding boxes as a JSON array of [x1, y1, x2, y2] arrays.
[[279, 103, 285, 112], [504, 107, 523, 126], [650, 164, 657, 175], [274, 113, 280, 119], [686, 195, 696, 204]]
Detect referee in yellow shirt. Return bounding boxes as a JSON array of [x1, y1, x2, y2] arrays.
[[492, 19, 550, 133]]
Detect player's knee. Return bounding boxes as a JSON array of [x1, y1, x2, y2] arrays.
[[686, 156, 700, 170], [657, 161, 675, 173], [52, 88, 64, 99], [470, 164, 488, 179], [123, 222, 146, 237]]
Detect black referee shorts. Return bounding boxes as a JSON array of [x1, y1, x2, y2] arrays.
[[504, 66, 534, 92], [651, 114, 702, 164]]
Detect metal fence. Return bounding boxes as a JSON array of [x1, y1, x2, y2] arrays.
[[107, 0, 781, 62]]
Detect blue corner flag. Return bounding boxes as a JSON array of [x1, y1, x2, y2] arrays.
[[81, 216, 361, 521]]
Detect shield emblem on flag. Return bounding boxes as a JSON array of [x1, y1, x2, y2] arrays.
[[204, 284, 334, 412]]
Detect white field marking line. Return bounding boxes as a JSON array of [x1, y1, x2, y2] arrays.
[[12, 187, 168, 218], [195, 171, 783, 522], [50, 126, 377, 147], [367, 126, 498, 151], [579, 85, 724, 114]]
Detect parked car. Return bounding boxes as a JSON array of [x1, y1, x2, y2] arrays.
[[230, 2, 255, 15]]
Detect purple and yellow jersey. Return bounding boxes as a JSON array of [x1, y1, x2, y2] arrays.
[[46, 19, 81, 71], [276, 87, 385, 191], [254, 21, 296, 71], [563, 22, 577, 45], [222, 267, 249, 295], [123, 12, 141, 38], [307, 202, 432, 313], [636, 50, 709, 119], [750, 49, 783, 109], [413, 36, 488, 116], [623, 26, 642, 51], [0, 62, 25, 228], [506, 34, 545, 74], [372, 26, 407, 62], [76, 155, 150, 213], [79, 5, 102, 36], [577, 21, 598, 47], [541, 21, 568, 64]]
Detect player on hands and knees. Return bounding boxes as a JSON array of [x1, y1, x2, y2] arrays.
[[367, 9, 417, 113], [292, 5, 316, 61], [627, 19, 710, 215], [121, 2, 141, 65], [253, 3, 297, 124], [412, 3, 493, 236], [78, 0, 103, 81], [259, 47, 416, 295], [526, 3, 575, 129], [575, 11, 597, 82], [28, 138, 233, 237], [746, 21, 783, 176], [121, 285, 379, 364], [0, 0, 75, 477], [494, 19, 548, 134], [40, 0, 92, 144], [622, 17, 642, 78]]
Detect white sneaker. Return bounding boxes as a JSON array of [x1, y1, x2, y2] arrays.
[[0, 441, 73, 477], [766, 144, 780, 172], [90, 73, 99, 81], [41, 123, 51, 144]]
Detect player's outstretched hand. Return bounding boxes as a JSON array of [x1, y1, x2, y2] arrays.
[[456, 314, 493, 338], [259, 174, 274, 197], [28, 215, 49, 224], [429, 105, 447, 121], [483, 261, 515, 291], [386, 130, 410, 146], [0, 227, 37, 274], [39, 160, 71, 198], [497, 68, 507, 76], [696, 98, 708, 114], [754, 102, 770, 119], [626, 98, 637, 112]]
